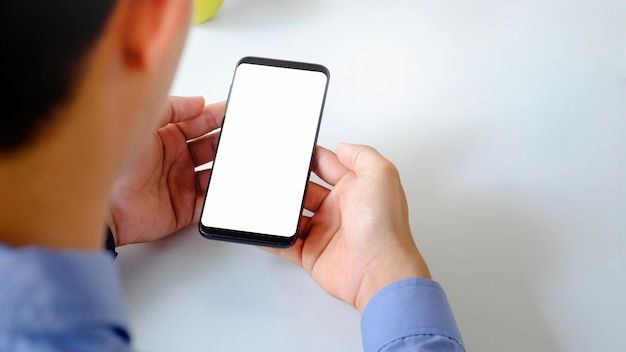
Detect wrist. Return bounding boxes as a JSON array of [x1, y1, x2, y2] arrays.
[[355, 250, 431, 313]]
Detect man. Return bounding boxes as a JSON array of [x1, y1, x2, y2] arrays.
[[0, 1, 464, 351]]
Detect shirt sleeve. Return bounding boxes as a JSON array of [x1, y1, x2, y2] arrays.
[[0, 245, 131, 352], [361, 278, 465, 352]]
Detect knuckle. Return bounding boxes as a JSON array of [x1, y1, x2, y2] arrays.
[[377, 158, 399, 178]]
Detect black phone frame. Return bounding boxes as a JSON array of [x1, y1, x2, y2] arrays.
[[198, 56, 330, 248]]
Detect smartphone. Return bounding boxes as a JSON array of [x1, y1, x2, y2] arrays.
[[198, 56, 330, 248]]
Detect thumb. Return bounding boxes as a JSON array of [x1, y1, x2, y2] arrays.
[[158, 96, 205, 127], [336, 143, 393, 178]]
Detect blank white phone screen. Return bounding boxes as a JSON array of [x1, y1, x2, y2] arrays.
[[200, 63, 328, 237]]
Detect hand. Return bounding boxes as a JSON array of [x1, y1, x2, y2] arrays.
[[106, 96, 225, 246], [265, 143, 431, 313]]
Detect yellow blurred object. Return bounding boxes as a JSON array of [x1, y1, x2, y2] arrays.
[[192, 0, 224, 24]]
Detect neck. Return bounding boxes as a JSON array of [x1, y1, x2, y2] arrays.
[[0, 112, 116, 251]]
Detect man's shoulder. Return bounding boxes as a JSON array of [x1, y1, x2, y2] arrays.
[[0, 245, 132, 351]]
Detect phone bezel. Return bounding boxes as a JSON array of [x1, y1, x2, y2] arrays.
[[198, 56, 330, 248]]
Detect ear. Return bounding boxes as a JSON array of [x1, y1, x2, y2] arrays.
[[121, 0, 193, 69]]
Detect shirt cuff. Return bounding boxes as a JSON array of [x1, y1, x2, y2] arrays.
[[361, 278, 464, 352]]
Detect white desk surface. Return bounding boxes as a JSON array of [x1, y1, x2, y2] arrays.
[[117, 1, 626, 351]]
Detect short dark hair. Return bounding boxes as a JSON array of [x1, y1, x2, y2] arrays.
[[1, 0, 118, 154]]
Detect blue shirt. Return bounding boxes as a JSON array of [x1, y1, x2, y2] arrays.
[[362, 279, 464, 351], [0, 245, 464, 351]]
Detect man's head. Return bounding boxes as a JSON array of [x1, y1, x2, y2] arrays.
[[0, 0, 194, 247], [1, 1, 117, 152], [1, 0, 193, 161]]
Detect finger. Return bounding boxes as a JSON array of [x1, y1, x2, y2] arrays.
[[304, 181, 330, 214], [260, 238, 305, 267], [175, 101, 226, 140], [336, 142, 397, 178], [295, 215, 313, 241], [193, 192, 207, 224], [193, 169, 213, 224], [195, 168, 212, 195], [188, 131, 220, 167], [158, 96, 205, 128], [311, 145, 351, 186]]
